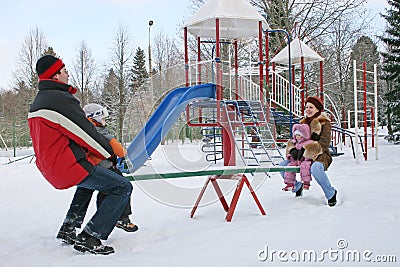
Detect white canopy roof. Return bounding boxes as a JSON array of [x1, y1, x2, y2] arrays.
[[183, 0, 270, 39], [271, 37, 324, 65]]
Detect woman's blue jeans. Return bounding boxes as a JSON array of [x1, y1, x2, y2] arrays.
[[279, 159, 336, 199], [64, 166, 132, 240]]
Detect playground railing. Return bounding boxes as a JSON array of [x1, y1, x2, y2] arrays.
[[331, 126, 365, 159], [269, 69, 302, 117]]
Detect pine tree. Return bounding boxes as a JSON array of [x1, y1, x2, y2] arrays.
[[100, 68, 119, 135], [350, 36, 380, 66], [380, 0, 400, 135], [130, 47, 148, 91]]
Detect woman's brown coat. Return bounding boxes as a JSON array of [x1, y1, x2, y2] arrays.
[[285, 112, 332, 170]]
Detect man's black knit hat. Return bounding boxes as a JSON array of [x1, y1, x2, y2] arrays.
[[36, 55, 65, 80]]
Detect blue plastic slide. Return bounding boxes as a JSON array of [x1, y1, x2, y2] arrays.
[[126, 83, 216, 172]]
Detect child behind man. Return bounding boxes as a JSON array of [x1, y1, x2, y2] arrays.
[[84, 103, 138, 231], [283, 123, 314, 191]]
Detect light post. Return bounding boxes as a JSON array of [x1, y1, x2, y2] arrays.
[[148, 20, 154, 108], [148, 20, 154, 76]]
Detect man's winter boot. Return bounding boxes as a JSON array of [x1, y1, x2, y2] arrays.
[[328, 190, 337, 207], [56, 223, 76, 245], [73, 231, 114, 255]]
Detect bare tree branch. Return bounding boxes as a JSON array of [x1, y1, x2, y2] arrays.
[[71, 41, 96, 105]]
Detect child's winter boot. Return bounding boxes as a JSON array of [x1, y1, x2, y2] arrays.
[[116, 217, 139, 232], [303, 181, 311, 190], [282, 183, 294, 191]]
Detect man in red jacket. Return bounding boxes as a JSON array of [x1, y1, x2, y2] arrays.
[[28, 54, 132, 255]]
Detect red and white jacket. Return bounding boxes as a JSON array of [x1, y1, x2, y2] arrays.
[[28, 80, 114, 189]]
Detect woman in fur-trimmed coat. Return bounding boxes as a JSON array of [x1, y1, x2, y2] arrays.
[[280, 96, 337, 207]]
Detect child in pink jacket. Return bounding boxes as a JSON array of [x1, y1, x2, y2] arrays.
[[283, 124, 314, 191]]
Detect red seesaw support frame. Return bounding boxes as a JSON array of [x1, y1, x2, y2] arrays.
[[125, 166, 299, 222], [191, 174, 266, 222]]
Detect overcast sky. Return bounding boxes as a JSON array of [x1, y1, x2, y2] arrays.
[[0, 0, 389, 90], [0, 0, 191, 90]]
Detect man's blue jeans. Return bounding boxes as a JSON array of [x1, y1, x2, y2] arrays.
[[63, 187, 93, 229], [279, 159, 336, 199], [63, 171, 132, 230], [64, 166, 132, 240]]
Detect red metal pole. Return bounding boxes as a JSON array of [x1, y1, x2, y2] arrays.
[[243, 175, 266, 216], [258, 21, 264, 103], [266, 32, 270, 87], [225, 177, 245, 222], [190, 177, 212, 218], [216, 19, 221, 121], [222, 109, 236, 166], [301, 57, 305, 116], [319, 61, 324, 103], [216, 19, 223, 102], [211, 178, 230, 212], [184, 27, 189, 87], [292, 65, 295, 87], [264, 31, 270, 122], [197, 37, 201, 85], [214, 19, 234, 166], [363, 62, 368, 160]]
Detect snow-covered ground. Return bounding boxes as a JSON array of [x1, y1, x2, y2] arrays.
[[0, 131, 399, 266]]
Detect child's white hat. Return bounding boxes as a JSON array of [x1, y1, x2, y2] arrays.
[[294, 129, 303, 137], [83, 103, 109, 124]]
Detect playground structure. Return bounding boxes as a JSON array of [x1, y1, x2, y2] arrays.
[[122, 0, 291, 220], [121, 0, 379, 220]]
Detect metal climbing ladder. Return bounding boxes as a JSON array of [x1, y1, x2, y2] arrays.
[[223, 100, 284, 166], [201, 126, 223, 163]]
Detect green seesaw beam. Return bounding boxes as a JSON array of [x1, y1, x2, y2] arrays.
[[124, 166, 300, 181]]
